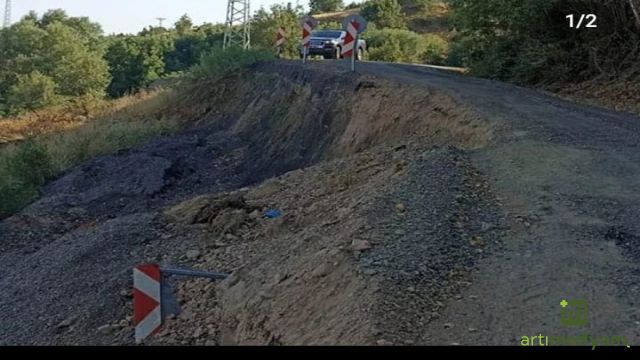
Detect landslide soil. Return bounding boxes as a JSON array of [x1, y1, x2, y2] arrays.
[[1, 60, 640, 346]]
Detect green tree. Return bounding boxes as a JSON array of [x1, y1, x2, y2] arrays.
[[251, 4, 305, 59], [447, 0, 640, 84], [175, 14, 194, 35], [361, 0, 406, 29], [45, 23, 110, 97], [7, 71, 59, 113], [21, 10, 39, 23], [39, 9, 69, 27], [0, 11, 110, 114], [309, 0, 345, 13], [34, 9, 104, 51], [105, 33, 174, 97], [164, 23, 225, 73], [0, 18, 48, 89]]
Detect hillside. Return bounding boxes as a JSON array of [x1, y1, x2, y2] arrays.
[[1, 60, 640, 345], [1, 0, 640, 348]]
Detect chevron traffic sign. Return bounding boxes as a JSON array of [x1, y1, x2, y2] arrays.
[[299, 16, 318, 64], [132, 264, 230, 344], [276, 27, 286, 48], [133, 264, 162, 344], [341, 15, 368, 71]]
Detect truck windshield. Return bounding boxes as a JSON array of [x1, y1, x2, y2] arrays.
[[312, 31, 343, 38]]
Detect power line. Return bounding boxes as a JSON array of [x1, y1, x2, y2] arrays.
[[3, 0, 11, 29], [156, 17, 167, 27], [223, 0, 250, 50]]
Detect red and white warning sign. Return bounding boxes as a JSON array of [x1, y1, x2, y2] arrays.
[[131, 263, 229, 343], [133, 264, 162, 344], [301, 18, 316, 48], [299, 16, 318, 62], [341, 15, 367, 58], [275, 27, 286, 48]]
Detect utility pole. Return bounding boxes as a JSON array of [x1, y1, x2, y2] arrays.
[[156, 17, 166, 28], [3, 0, 11, 29], [223, 0, 250, 50]]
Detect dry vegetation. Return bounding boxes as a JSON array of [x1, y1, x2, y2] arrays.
[[0, 89, 182, 217], [313, 8, 361, 22], [0, 91, 174, 145], [551, 74, 640, 116]]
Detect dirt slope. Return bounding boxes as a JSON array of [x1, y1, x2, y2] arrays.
[[1, 60, 639, 346], [0, 62, 492, 345]]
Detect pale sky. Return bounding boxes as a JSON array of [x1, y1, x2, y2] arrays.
[[9, 0, 307, 34]]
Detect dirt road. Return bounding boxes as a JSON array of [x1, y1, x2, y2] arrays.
[[1, 60, 639, 345], [346, 61, 640, 345]]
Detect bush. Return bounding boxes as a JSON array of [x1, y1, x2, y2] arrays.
[[398, 0, 435, 11], [250, 4, 304, 60], [317, 21, 342, 30], [0, 141, 54, 216], [7, 71, 60, 114], [361, 0, 406, 29], [344, 2, 361, 10], [448, 0, 640, 84], [365, 28, 426, 63], [0, 11, 111, 115], [310, 0, 345, 14], [190, 48, 275, 80], [422, 34, 449, 65]]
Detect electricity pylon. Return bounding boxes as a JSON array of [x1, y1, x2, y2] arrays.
[[3, 0, 11, 29], [223, 0, 250, 50]]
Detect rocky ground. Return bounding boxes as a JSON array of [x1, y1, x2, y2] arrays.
[[151, 144, 504, 345]]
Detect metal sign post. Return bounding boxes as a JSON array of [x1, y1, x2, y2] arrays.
[[352, 34, 358, 72], [160, 267, 230, 280]]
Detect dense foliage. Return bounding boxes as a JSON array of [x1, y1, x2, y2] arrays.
[[0, 11, 110, 115], [310, 0, 345, 13], [105, 21, 226, 98], [252, 4, 305, 59], [190, 48, 275, 80], [447, 0, 640, 84], [0, 10, 226, 114], [365, 27, 447, 64], [361, 0, 407, 29]]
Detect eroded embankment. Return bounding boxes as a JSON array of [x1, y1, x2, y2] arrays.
[[167, 62, 493, 180], [0, 62, 501, 345], [150, 63, 504, 345]]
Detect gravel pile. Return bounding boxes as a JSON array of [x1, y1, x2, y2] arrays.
[[361, 147, 505, 344]]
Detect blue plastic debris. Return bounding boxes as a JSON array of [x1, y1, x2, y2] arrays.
[[264, 209, 283, 219]]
